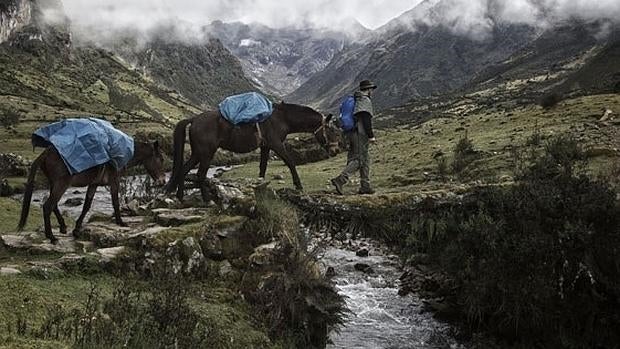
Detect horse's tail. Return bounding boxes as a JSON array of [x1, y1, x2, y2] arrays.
[[18, 150, 46, 231], [166, 117, 194, 193]]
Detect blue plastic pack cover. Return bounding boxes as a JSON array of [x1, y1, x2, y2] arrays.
[[32, 117, 134, 175], [218, 92, 273, 125]]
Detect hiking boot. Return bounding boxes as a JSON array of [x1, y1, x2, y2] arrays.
[[331, 177, 345, 195], [358, 187, 375, 195]]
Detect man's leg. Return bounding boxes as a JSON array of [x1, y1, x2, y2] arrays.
[[358, 128, 373, 194], [332, 132, 360, 194]]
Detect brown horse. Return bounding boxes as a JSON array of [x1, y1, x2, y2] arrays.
[[165, 102, 341, 202], [18, 141, 166, 243]]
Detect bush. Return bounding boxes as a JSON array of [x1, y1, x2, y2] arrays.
[[422, 135, 620, 347], [452, 134, 479, 175], [539, 93, 563, 109], [0, 107, 20, 129], [29, 270, 209, 349]]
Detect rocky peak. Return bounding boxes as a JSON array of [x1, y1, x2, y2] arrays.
[[0, 0, 32, 43]]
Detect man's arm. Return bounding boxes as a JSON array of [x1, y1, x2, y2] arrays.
[[355, 111, 375, 139]]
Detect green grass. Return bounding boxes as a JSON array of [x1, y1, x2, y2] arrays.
[[0, 197, 61, 233], [223, 93, 620, 197]]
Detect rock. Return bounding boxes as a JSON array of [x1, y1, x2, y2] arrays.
[[249, 242, 278, 266], [96, 246, 127, 262], [88, 212, 112, 223], [218, 260, 233, 277], [600, 108, 613, 122], [354, 263, 374, 274], [154, 208, 205, 227], [1, 233, 78, 254], [0, 267, 21, 275], [199, 234, 224, 261], [80, 223, 129, 247], [149, 195, 181, 210], [214, 181, 246, 208], [166, 237, 206, 274], [125, 199, 142, 216], [272, 174, 285, 180], [64, 197, 84, 207], [355, 248, 369, 257], [499, 175, 514, 183], [325, 266, 336, 278], [0, 179, 14, 197]]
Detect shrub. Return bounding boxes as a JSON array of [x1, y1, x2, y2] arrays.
[[539, 92, 562, 109], [452, 134, 479, 175], [0, 107, 20, 129], [428, 135, 620, 347]]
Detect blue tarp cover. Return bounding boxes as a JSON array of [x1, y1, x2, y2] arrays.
[[218, 92, 273, 125], [32, 118, 134, 175]]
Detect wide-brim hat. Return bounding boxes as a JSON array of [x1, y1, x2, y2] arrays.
[[359, 80, 377, 91]]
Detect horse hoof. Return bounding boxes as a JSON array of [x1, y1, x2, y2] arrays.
[[49, 237, 59, 245], [72, 229, 81, 238], [118, 222, 128, 228]]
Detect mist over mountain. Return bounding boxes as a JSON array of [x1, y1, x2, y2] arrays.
[[287, 0, 620, 111], [206, 20, 369, 97]]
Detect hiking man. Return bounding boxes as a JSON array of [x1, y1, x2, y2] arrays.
[[331, 79, 377, 195]]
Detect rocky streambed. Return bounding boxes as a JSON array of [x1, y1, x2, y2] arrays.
[[313, 233, 463, 349]]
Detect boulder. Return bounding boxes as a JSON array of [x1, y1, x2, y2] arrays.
[[355, 248, 369, 257]]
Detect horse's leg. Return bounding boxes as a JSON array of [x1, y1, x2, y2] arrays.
[[196, 150, 217, 204], [43, 182, 70, 244], [259, 146, 270, 179], [269, 141, 303, 191], [177, 155, 199, 201], [72, 184, 97, 237], [53, 206, 67, 234], [110, 178, 126, 227]]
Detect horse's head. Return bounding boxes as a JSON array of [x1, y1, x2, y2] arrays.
[[314, 114, 341, 157], [135, 140, 166, 186]]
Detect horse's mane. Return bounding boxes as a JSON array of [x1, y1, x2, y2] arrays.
[[275, 102, 319, 116]]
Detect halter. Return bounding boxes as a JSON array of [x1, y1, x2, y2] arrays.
[[313, 116, 339, 150]]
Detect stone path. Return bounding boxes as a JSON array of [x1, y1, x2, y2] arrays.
[[0, 207, 210, 274]]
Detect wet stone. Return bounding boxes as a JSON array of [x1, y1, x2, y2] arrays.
[[354, 263, 374, 274], [64, 197, 84, 207]]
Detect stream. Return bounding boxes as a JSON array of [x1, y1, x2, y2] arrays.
[[24, 171, 464, 349], [318, 237, 463, 349]]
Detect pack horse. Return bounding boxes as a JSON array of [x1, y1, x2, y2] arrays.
[[18, 118, 166, 244], [166, 92, 341, 202]]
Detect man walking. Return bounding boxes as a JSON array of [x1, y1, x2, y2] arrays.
[[331, 80, 377, 195]]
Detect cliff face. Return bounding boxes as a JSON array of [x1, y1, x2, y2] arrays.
[[0, 0, 32, 43]]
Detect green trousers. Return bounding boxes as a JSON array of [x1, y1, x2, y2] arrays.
[[338, 123, 371, 190]]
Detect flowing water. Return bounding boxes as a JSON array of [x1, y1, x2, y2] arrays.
[[319, 239, 464, 349], [24, 167, 229, 219]]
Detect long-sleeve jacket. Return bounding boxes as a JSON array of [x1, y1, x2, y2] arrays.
[[353, 91, 375, 139]]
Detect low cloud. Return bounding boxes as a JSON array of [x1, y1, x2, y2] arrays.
[[49, 0, 620, 45]]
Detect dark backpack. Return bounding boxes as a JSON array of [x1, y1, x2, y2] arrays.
[[339, 95, 356, 132]]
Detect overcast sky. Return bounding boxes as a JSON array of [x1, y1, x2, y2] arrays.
[[61, 0, 422, 31]]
